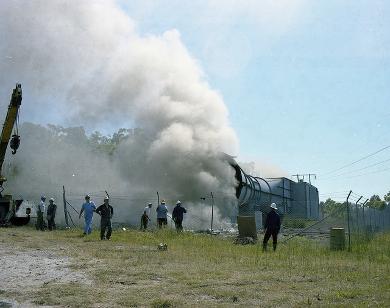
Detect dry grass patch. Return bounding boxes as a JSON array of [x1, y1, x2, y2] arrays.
[[0, 227, 389, 307]]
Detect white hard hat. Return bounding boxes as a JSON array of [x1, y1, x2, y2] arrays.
[[49, 198, 54, 202], [104, 196, 109, 201], [270, 203, 278, 210], [176, 200, 181, 205]]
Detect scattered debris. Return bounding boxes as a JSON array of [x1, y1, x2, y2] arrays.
[[233, 237, 256, 245], [158, 243, 168, 251]]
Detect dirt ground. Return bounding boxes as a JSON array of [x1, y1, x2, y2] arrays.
[[0, 232, 91, 307]]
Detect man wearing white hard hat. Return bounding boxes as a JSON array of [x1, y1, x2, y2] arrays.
[[172, 200, 187, 232], [141, 203, 152, 230], [156, 200, 168, 228], [96, 196, 114, 240], [262, 202, 281, 251], [46, 198, 57, 231]]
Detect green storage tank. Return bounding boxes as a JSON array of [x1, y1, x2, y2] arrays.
[[330, 228, 345, 250]]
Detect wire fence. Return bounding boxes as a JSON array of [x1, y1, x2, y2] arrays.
[[25, 187, 389, 251], [281, 191, 390, 250], [59, 189, 238, 232]]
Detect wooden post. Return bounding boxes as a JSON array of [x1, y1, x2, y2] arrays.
[[63, 186, 69, 228], [211, 192, 214, 231]]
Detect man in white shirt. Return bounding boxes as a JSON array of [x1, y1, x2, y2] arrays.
[[140, 203, 152, 230], [36, 196, 46, 231], [144, 203, 152, 217]]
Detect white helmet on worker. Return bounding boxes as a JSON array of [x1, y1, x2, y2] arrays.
[[270, 202, 277, 210], [104, 196, 109, 201], [49, 198, 54, 202], [176, 200, 181, 205]]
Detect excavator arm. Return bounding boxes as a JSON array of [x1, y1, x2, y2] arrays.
[[0, 84, 22, 187]]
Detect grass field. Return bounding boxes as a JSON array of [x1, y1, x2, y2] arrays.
[[0, 226, 389, 307]]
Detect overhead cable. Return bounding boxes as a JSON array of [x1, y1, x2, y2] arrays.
[[321, 144, 390, 176]]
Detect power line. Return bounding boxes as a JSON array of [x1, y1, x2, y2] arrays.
[[321, 157, 390, 180], [344, 167, 390, 179], [321, 144, 390, 176]]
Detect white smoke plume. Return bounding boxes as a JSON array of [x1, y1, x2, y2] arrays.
[[0, 1, 239, 227]]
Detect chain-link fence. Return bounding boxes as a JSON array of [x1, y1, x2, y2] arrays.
[[280, 194, 390, 250], [27, 187, 389, 251], [59, 190, 238, 232]]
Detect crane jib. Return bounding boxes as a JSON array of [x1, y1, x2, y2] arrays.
[[0, 84, 22, 184]]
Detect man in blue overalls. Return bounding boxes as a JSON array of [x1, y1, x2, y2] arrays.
[[79, 195, 96, 235]]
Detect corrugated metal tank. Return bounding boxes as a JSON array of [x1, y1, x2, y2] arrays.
[[223, 155, 320, 224]]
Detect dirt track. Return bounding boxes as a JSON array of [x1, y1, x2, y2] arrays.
[[0, 235, 90, 307]]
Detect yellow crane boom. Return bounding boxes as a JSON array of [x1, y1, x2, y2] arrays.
[[0, 84, 22, 186]]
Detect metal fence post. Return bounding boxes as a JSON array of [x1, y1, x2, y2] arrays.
[[355, 196, 362, 236], [362, 199, 369, 236], [346, 191, 352, 252]]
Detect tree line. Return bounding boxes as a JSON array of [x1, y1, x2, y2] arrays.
[[320, 192, 390, 216]]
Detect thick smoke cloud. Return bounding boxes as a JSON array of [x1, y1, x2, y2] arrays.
[[0, 1, 239, 227]]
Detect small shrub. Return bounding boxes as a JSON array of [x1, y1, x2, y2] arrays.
[[152, 299, 174, 308]]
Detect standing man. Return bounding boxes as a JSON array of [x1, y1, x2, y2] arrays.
[[262, 203, 281, 251], [144, 203, 152, 219], [96, 196, 113, 240], [140, 203, 152, 230], [47, 198, 57, 231], [156, 200, 168, 228], [172, 200, 187, 232], [36, 196, 46, 231], [79, 195, 96, 235]]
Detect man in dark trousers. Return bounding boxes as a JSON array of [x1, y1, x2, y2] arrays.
[[46, 198, 57, 231], [95, 196, 114, 240], [172, 200, 187, 232], [263, 203, 281, 251]]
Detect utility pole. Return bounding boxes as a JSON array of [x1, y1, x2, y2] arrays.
[[346, 190, 352, 252], [291, 173, 317, 184]]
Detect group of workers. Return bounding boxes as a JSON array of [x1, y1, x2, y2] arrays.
[[141, 199, 187, 231], [77, 195, 187, 240], [35, 194, 281, 251], [35, 196, 57, 231], [79, 194, 113, 240]]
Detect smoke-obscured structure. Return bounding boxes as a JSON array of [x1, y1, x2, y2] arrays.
[[227, 155, 320, 229]]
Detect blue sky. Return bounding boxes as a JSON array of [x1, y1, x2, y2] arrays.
[[122, 1, 389, 201]]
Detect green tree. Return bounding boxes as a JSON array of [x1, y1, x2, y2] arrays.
[[320, 198, 345, 216], [367, 195, 386, 210], [384, 191, 390, 203]]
